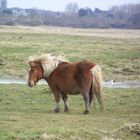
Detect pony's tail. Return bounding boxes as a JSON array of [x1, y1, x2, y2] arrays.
[[91, 65, 104, 111]]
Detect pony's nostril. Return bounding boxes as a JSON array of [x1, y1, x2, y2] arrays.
[[28, 81, 32, 87], [27, 81, 35, 87]]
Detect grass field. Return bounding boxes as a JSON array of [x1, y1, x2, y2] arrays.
[[0, 26, 140, 140], [0, 84, 140, 140], [0, 26, 140, 80]]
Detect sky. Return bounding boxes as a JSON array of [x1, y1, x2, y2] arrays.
[[8, 0, 140, 11]]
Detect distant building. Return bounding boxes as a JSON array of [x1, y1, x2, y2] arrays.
[[12, 8, 28, 16], [0, 0, 7, 10]]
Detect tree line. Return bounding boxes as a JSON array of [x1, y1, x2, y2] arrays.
[[0, 3, 140, 29]]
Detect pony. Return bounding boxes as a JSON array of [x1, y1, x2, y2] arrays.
[[27, 54, 104, 114]]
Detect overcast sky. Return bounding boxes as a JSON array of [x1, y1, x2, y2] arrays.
[[8, 0, 140, 11]]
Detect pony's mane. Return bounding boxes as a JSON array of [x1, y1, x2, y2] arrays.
[[28, 54, 69, 77], [28, 54, 69, 64]]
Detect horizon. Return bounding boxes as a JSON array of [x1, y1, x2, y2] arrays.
[[7, 0, 140, 11]]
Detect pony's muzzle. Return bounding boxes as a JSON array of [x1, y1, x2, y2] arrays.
[[27, 80, 35, 87]]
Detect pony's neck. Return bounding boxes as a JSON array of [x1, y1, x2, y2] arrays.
[[42, 60, 59, 78]]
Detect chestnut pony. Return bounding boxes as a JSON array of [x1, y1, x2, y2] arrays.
[[27, 54, 103, 114]]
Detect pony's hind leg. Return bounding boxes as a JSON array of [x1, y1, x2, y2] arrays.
[[89, 88, 96, 109], [82, 92, 89, 114], [89, 87, 93, 106], [61, 93, 69, 112]]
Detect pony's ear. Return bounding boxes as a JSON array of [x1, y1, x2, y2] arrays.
[[29, 61, 38, 67]]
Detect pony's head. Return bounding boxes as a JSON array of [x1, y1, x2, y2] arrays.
[[27, 61, 43, 87], [27, 54, 68, 87]]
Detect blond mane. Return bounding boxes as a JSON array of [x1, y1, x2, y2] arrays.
[[28, 54, 68, 63], [28, 54, 69, 77]]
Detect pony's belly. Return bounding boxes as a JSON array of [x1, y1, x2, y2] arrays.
[[62, 88, 80, 95], [67, 91, 80, 95]]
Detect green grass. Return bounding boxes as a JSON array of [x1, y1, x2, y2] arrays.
[[0, 26, 140, 80], [0, 26, 140, 139], [0, 84, 140, 140]]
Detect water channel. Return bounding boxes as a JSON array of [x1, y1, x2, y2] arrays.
[[0, 79, 140, 88]]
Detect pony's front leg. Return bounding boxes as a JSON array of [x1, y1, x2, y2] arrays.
[[82, 93, 89, 114], [53, 92, 61, 113], [61, 93, 69, 112]]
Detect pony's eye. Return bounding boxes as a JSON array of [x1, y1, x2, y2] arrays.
[[31, 69, 35, 72], [28, 67, 35, 72]]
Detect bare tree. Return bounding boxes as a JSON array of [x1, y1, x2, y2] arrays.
[[65, 3, 79, 14], [110, 3, 140, 16]]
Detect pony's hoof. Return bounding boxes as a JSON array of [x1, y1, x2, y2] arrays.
[[83, 110, 89, 115], [64, 108, 69, 112], [54, 108, 60, 113]]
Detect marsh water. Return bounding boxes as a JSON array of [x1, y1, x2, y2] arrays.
[[0, 78, 140, 88]]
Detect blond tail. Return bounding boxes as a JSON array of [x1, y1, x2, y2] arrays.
[[91, 65, 104, 111]]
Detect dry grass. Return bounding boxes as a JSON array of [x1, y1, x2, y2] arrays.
[[0, 26, 140, 39], [0, 26, 140, 81], [121, 122, 140, 135]]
